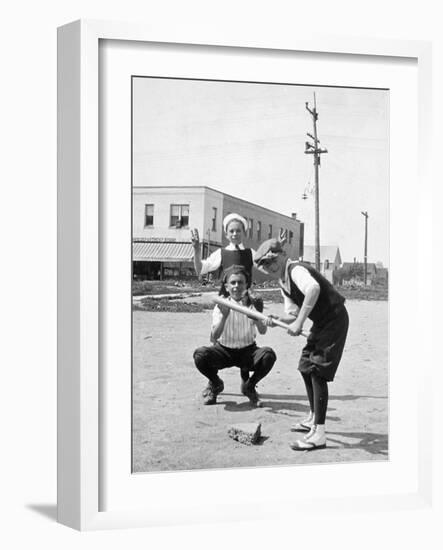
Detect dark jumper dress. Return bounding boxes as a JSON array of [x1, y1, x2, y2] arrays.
[[219, 248, 263, 312], [280, 261, 349, 381]]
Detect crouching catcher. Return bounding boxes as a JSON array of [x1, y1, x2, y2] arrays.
[[193, 265, 276, 406]]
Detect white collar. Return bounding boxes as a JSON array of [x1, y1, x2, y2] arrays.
[[225, 243, 246, 250]]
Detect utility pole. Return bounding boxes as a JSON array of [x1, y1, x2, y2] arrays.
[[361, 211, 368, 285], [305, 93, 328, 271]]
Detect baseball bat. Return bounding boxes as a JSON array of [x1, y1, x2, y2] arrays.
[[212, 296, 309, 338]]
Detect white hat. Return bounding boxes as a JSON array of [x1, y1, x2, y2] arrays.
[[222, 213, 248, 233]]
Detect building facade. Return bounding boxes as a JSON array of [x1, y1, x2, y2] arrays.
[[133, 185, 304, 281]]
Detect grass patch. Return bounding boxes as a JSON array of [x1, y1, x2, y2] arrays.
[[132, 279, 217, 296], [133, 297, 213, 313]]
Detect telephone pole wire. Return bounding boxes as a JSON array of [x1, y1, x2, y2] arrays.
[[305, 93, 328, 271]]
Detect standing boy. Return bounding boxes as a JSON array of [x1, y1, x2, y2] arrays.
[[254, 239, 349, 450], [192, 213, 254, 280], [193, 265, 276, 406]]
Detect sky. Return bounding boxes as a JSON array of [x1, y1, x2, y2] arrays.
[[133, 77, 389, 266]]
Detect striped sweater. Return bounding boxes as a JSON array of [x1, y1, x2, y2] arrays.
[[212, 298, 257, 348]]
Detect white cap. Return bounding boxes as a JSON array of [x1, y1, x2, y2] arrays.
[[222, 213, 248, 233]]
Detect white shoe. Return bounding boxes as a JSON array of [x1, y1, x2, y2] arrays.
[[302, 425, 316, 440], [290, 413, 314, 433], [290, 425, 327, 451]]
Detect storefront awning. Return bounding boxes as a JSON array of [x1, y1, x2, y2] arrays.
[[133, 241, 194, 262]]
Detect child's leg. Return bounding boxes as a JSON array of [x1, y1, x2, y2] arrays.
[[290, 371, 328, 450], [248, 347, 276, 386], [240, 369, 249, 382], [241, 346, 276, 405], [289, 372, 315, 431], [193, 345, 231, 405], [301, 371, 315, 413], [193, 345, 226, 383], [311, 372, 328, 425]]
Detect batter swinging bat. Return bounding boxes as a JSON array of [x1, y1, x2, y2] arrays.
[[212, 296, 309, 338]]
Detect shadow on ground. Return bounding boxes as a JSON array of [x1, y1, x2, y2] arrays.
[[325, 430, 388, 455], [219, 392, 385, 419], [26, 504, 57, 522]]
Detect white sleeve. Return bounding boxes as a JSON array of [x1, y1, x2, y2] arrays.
[[211, 305, 222, 327], [200, 248, 222, 276], [290, 265, 320, 295], [281, 290, 300, 316]]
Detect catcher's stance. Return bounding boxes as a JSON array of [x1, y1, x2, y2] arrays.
[[193, 265, 276, 407], [255, 238, 349, 451]]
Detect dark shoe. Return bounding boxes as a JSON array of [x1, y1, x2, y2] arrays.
[[202, 377, 224, 405], [241, 380, 261, 406]]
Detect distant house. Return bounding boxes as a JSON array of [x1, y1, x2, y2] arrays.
[[300, 245, 342, 282], [340, 262, 388, 285], [375, 267, 389, 283], [342, 262, 377, 275]]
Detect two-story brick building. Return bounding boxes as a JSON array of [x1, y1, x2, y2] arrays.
[[133, 185, 304, 281]]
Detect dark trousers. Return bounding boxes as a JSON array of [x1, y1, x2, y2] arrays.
[[193, 342, 276, 386]]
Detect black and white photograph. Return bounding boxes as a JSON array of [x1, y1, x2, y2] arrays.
[[4, 0, 439, 544], [131, 76, 389, 472]]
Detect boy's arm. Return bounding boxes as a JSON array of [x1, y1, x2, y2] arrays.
[[266, 292, 299, 326], [191, 230, 203, 275], [286, 267, 320, 336], [210, 304, 230, 341], [287, 284, 319, 335], [266, 276, 319, 335], [191, 230, 221, 277]]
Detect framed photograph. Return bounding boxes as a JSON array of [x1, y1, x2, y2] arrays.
[[57, 20, 432, 530]]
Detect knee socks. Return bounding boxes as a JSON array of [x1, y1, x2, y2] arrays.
[[301, 371, 328, 424]]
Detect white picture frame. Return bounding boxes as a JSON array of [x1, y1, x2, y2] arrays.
[[57, 19, 433, 531]]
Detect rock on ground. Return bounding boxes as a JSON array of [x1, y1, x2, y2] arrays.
[[228, 422, 262, 445]]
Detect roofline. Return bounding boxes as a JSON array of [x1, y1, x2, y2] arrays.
[[133, 185, 301, 224], [133, 238, 192, 244]]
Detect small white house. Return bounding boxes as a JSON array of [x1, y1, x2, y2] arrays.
[[300, 245, 342, 282]]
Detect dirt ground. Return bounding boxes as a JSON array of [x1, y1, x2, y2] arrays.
[[132, 298, 388, 472]]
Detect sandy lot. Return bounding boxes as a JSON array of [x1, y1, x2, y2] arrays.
[[132, 299, 388, 472]]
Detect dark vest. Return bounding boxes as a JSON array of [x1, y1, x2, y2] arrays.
[[221, 248, 253, 276], [280, 261, 345, 324]]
